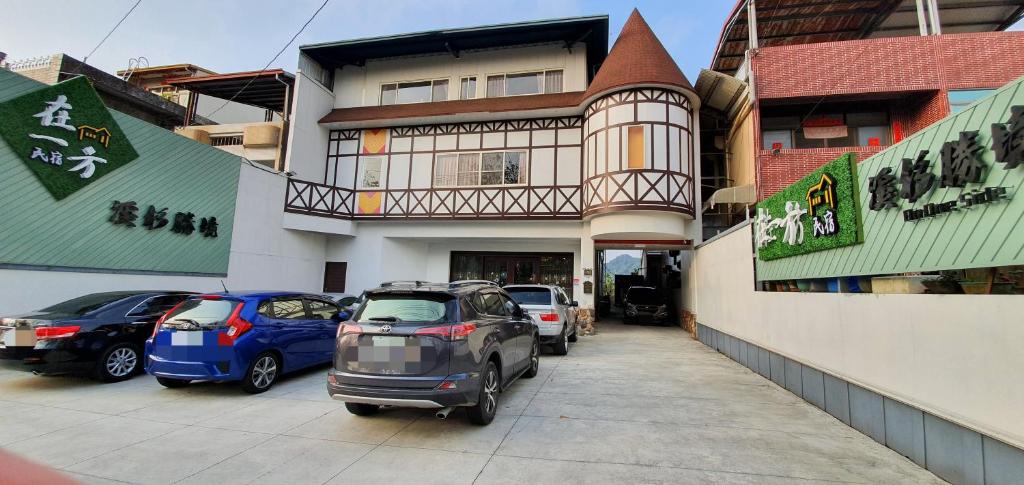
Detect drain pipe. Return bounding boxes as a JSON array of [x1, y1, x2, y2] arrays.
[[435, 407, 454, 419]]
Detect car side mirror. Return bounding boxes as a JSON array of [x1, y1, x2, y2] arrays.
[[333, 310, 351, 322], [570, 300, 579, 307]]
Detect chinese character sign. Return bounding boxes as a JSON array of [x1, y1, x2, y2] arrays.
[[755, 153, 864, 261], [0, 76, 138, 200]]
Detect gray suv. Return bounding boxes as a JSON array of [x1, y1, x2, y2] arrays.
[[327, 281, 539, 425]]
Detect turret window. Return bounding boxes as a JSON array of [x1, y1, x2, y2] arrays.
[[627, 125, 645, 169]]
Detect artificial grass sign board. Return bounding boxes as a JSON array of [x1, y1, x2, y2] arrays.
[[0, 76, 138, 200], [755, 153, 864, 260]]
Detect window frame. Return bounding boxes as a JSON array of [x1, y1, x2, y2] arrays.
[[485, 69, 564, 98], [379, 78, 450, 106], [433, 150, 528, 188], [627, 125, 646, 169], [359, 156, 385, 189], [460, 76, 477, 100]]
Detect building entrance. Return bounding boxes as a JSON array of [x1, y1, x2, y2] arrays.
[[450, 252, 573, 296]]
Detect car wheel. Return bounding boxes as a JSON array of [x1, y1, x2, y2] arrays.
[[523, 338, 540, 378], [567, 322, 578, 342], [467, 361, 499, 425], [552, 326, 569, 356], [242, 352, 280, 394], [156, 377, 191, 388], [92, 343, 141, 382], [345, 402, 380, 416]]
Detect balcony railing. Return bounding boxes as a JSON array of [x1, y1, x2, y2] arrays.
[[284, 179, 583, 220]]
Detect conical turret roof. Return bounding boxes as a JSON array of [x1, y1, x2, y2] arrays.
[[584, 9, 693, 100]]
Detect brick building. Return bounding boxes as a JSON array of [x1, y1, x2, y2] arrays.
[[697, 0, 1024, 236]]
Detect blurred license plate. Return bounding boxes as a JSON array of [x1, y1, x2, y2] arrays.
[[371, 336, 404, 346]]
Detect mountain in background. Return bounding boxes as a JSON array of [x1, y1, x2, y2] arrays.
[[605, 254, 641, 276]]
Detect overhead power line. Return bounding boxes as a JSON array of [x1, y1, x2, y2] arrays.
[[205, 0, 331, 118], [79, 0, 143, 70]]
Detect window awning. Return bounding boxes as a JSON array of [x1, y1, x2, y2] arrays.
[[703, 184, 756, 211]]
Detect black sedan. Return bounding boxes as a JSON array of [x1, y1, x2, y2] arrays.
[[0, 291, 193, 381]]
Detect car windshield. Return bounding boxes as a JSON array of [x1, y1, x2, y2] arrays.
[[505, 288, 552, 305], [627, 288, 663, 305], [355, 294, 453, 324], [164, 299, 239, 327], [39, 292, 139, 315]]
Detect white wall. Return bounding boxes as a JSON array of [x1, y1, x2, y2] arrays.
[[194, 94, 278, 125], [0, 165, 326, 315], [323, 220, 588, 303], [333, 43, 588, 108], [692, 222, 1024, 449], [285, 69, 335, 180]]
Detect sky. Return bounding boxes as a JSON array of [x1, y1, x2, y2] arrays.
[[1, 0, 733, 83]]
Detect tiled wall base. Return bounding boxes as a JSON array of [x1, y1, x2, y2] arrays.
[[696, 323, 1024, 485]]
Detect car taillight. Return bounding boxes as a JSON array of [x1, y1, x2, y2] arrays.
[[35, 326, 80, 340], [338, 324, 363, 337], [152, 301, 187, 338], [224, 303, 251, 342], [414, 323, 477, 340], [538, 313, 559, 322]]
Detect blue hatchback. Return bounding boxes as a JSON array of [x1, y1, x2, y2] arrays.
[[145, 292, 348, 393]]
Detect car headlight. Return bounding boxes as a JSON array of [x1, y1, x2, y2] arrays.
[[655, 305, 668, 316], [625, 304, 638, 316]]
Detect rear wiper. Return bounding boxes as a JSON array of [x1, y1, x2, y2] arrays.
[[367, 316, 401, 322]]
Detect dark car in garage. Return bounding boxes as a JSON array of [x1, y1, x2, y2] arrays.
[[0, 291, 194, 381], [623, 286, 671, 325]]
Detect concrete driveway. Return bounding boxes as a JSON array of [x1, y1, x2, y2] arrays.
[[0, 320, 942, 484]]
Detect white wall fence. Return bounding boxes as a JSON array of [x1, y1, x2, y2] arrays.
[[689, 221, 1024, 484]]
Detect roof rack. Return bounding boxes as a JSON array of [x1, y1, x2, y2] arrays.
[[448, 280, 500, 288], [379, 280, 435, 287]]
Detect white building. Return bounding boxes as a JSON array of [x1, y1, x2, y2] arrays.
[[283, 10, 701, 308]]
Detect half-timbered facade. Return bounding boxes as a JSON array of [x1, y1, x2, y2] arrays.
[[283, 10, 701, 305]]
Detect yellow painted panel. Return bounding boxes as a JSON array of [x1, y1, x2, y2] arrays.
[[357, 191, 382, 214], [362, 129, 387, 154]]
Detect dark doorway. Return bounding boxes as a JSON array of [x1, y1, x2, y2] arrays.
[[450, 251, 573, 297]]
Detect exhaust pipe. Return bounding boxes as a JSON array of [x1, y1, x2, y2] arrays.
[[435, 406, 454, 420]]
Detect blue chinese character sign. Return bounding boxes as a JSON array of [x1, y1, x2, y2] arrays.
[[755, 153, 864, 261], [0, 76, 138, 200]]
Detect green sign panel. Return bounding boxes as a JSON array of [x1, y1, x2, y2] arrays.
[[755, 153, 864, 261], [756, 77, 1024, 281], [0, 76, 138, 200]]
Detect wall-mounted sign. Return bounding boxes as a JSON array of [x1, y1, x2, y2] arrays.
[[108, 200, 219, 238], [755, 79, 1024, 282], [867, 106, 1021, 222], [755, 153, 863, 261], [803, 114, 848, 140], [0, 76, 138, 200]]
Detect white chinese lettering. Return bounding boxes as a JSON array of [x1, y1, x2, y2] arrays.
[[28, 133, 69, 147], [781, 201, 807, 246], [33, 94, 75, 132], [67, 146, 107, 178]]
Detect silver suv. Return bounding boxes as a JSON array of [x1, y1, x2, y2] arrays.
[[503, 285, 578, 355]]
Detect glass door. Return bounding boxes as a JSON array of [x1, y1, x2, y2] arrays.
[[510, 258, 540, 285], [483, 256, 510, 286]]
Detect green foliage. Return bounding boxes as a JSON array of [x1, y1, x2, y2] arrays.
[[0, 76, 138, 200], [756, 153, 864, 261]]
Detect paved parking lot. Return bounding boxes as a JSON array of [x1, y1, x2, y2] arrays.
[[0, 320, 941, 484]]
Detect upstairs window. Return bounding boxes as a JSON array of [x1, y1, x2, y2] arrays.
[[434, 151, 527, 187], [460, 77, 477, 100], [486, 70, 563, 97], [359, 157, 383, 189], [380, 79, 449, 105], [760, 111, 890, 149]]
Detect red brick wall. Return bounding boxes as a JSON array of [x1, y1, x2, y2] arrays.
[[750, 31, 1024, 199], [752, 31, 1024, 100], [757, 146, 886, 199]]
